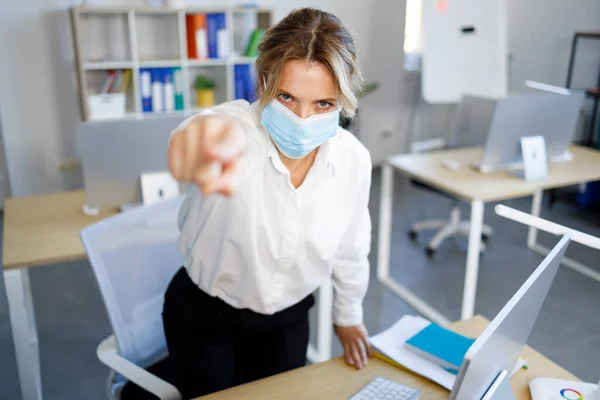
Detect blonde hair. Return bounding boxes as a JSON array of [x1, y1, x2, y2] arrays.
[[256, 8, 363, 119]]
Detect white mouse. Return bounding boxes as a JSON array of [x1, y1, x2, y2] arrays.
[[441, 159, 460, 170]]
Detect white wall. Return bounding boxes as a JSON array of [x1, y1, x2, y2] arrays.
[[357, 0, 413, 164], [507, 0, 600, 91], [0, 108, 11, 205], [0, 0, 84, 197]]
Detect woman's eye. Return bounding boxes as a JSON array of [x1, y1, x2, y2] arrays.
[[318, 101, 333, 108], [278, 93, 292, 102]]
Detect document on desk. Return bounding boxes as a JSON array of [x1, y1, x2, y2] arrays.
[[369, 315, 526, 390]]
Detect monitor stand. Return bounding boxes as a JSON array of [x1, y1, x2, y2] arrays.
[[481, 370, 514, 400]]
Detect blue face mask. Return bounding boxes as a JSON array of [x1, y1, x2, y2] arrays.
[[260, 99, 341, 159]]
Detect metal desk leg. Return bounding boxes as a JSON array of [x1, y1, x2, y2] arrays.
[[376, 164, 450, 325], [527, 189, 600, 283], [4, 268, 43, 400], [377, 164, 394, 282], [461, 200, 484, 320], [527, 190, 543, 249], [307, 280, 333, 364]]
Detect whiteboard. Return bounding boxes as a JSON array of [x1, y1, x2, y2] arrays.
[[422, 0, 508, 103]]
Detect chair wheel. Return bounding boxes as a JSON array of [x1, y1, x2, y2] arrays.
[[482, 233, 491, 243], [408, 229, 417, 241], [425, 247, 435, 258]]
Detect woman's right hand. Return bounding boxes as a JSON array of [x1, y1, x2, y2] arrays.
[[168, 114, 247, 196]]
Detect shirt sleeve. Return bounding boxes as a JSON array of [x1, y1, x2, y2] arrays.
[[331, 155, 372, 327]]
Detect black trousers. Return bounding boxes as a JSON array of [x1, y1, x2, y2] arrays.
[[162, 268, 315, 399]]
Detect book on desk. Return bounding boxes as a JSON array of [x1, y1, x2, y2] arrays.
[[369, 315, 526, 391]]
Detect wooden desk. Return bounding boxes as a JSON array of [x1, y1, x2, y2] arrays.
[[3, 190, 117, 270], [198, 316, 579, 400], [388, 145, 600, 203], [377, 145, 600, 324], [2, 190, 117, 400]]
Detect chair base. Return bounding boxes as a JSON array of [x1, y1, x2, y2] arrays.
[[409, 206, 493, 257]]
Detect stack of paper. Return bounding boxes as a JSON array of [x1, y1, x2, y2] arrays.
[[369, 315, 526, 391]]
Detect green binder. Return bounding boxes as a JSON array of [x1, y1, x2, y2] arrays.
[[245, 29, 265, 57], [173, 67, 184, 111]]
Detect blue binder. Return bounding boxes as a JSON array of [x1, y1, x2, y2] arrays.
[[234, 65, 245, 101], [207, 13, 225, 59], [234, 64, 257, 102], [140, 68, 153, 113], [150, 68, 164, 113]]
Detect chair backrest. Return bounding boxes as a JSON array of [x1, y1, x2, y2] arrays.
[[81, 196, 184, 368], [447, 95, 498, 148]]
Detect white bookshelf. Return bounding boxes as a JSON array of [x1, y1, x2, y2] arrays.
[[71, 6, 272, 122]]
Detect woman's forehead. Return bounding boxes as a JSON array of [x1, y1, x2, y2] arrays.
[[279, 59, 337, 100]]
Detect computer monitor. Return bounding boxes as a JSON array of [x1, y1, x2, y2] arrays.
[[476, 92, 585, 173], [449, 234, 571, 400], [78, 116, 187, 208]]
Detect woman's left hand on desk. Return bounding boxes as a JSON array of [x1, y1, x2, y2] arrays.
[[335, 324, 372, 369]]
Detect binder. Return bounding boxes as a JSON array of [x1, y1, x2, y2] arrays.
[[207, 13, 227, 59], [110, 70, 122, 93], [101, 70, 116, 94], [245, 65, 256, 102], [245, 29, 264, 57], [151, 68, 164, 113], [163, 68, 175, 112], [173, 67, 184, 111], [234, 64, 245, 101], [186, 14, 207, 59], [234, 64, 256, 102], [119, 70, 132, 93], [140, 68, 153, 113]]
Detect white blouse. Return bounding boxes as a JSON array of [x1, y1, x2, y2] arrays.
[[176, 100, 372, 326]]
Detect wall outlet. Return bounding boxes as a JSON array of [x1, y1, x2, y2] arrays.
[[381, 129, 393, 138]]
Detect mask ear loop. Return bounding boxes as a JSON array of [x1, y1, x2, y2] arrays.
[[263, 75, 267, 91]]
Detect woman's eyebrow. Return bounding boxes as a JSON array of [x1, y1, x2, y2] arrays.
[[317, 97, 337, 102], [277, 88, 295, 98], [278, 88, 336, 103]]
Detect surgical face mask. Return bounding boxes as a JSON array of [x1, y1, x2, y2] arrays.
[[260, 99, 341, 159]]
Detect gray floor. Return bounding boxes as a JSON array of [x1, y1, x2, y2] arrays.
[[1, 171, 600, 399]]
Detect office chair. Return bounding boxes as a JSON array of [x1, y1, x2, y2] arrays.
[[409, 95, 496, 257], [80, 196, 185, 400]]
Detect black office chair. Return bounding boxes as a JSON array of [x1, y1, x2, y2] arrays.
[[408, 95, 497, 257]]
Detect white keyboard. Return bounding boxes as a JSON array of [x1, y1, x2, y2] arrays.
[[350, 377, 420, 400]]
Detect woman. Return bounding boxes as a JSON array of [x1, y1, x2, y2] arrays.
[[164, 7, 372, 398]]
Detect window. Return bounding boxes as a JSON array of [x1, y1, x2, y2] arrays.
[[403, 0, 422, 71]]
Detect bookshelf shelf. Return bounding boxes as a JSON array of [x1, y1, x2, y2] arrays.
[[189, 107, 209, 114], [233, 56, 258, 65], [84, 61, 134, 70], [138, 60, 183, 68], [71, 6, 272, 122], [186, 59, 229, 67]]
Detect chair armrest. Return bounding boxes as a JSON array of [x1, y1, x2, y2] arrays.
[[97, 335, 181, 400]]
